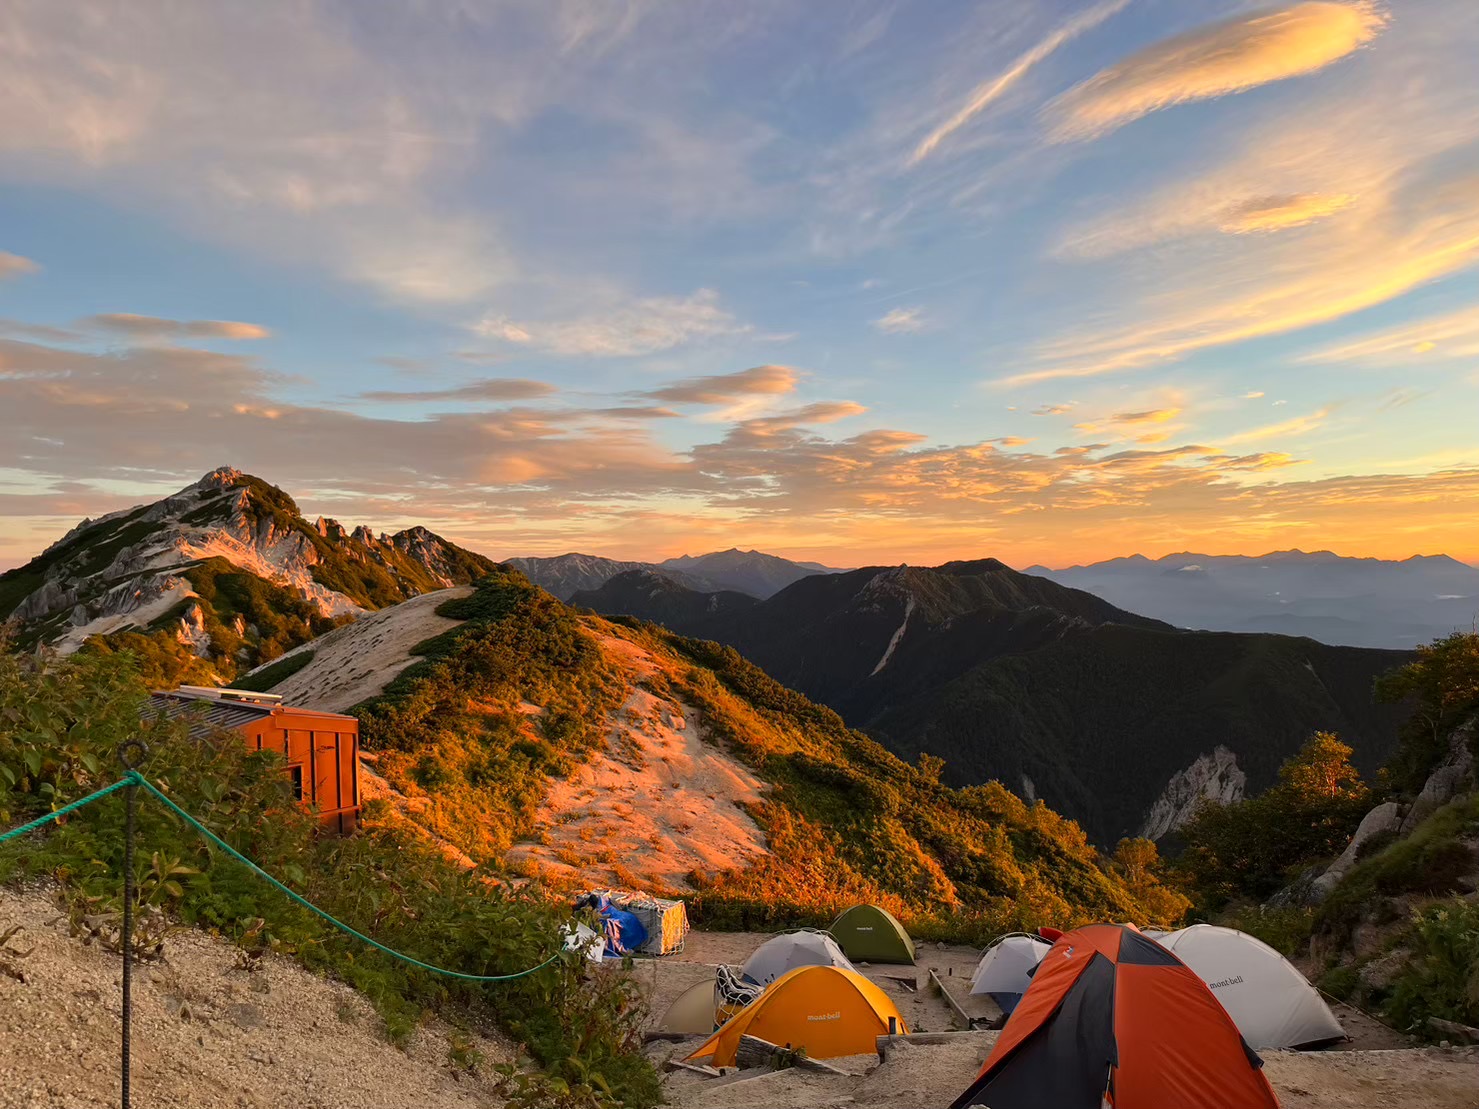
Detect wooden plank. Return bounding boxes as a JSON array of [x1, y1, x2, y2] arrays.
[[877, 1030, 995, 1060], [928, 967, 973, 1030], [665, 1059, 721, 1077]]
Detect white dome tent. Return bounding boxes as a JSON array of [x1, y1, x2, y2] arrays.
[[1154, 924, 1345, 1049], [740, 929, 854, 986], [968, 933, 1051, 1014]]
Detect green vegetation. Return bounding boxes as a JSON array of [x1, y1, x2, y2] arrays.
[[355, 570, 624, 863], [1, 644, 658, 1107], [233, 650, 316, 692], [1376, 631, 1479, 791], [1175, 633, 1479, 1043], [641, 630, 1192, 942], [1177, 733, 1372, 910]]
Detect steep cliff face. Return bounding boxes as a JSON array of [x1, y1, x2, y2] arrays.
[[0, 468, 497, 681], [1139, 746, 1248, 840]]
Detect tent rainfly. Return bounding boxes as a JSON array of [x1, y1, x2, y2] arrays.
[[1154, 924, 1344, 1049], [740, 929, 854, 986], [657, 979, 718, 1035], [829, 904, 917, 964], [686, 965, 908, 1067], [968, 933, 1052, 1014], [951, 924, 1278, 1109]]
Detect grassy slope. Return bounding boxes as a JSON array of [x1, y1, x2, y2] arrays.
[[353, 574, 1189, 943]]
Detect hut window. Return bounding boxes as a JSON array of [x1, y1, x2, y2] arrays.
[[288, 766, 304, 801]]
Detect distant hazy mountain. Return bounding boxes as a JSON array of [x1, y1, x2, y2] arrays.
[[0, 467, 497, 683], [570, 569, 758, 627], [1026, 550, 1479, 649], [509, 547, 837, 601], [656, 548, 835, 599], [575, 558, 1408, 844]]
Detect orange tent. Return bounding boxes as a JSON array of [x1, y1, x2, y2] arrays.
[[686, 965, 907, 1067], [951, 924, 1279, 1109]]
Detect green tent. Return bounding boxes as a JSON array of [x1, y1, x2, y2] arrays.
[[829, 904, 916, 964]]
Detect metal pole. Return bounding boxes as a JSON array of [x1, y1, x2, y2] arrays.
[[118, 740, 147, 1109]]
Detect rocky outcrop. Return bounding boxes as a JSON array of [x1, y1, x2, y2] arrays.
[[1399, 722, 1476, 835], [1309, 801, 1407, 902], [1, 468, 495, 657], [1139, 746, 1246, 840]]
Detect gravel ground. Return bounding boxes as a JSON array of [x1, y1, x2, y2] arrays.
[[0, 885, 512, 1109]]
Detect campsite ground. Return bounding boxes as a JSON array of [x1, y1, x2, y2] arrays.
[[644, 929, 1471, 1109]]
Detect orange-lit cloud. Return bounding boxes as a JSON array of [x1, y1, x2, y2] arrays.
[[1219, 192, 1356, 233], [357, 379, 557, 404], [646, 365, 799, 405], [1047, 2, 1386, 141], [0, 251, 38, 279], [85, 314, 271, 341]]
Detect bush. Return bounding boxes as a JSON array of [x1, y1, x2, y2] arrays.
[[1, 647, 658, 1107], [1384, 898, 1479, 1036], [233, 650, 315, 692]]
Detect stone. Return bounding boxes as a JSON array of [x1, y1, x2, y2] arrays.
[[1310, 801, 1407, 903], [1399, 723, 1476, 836], [1140, 747, 1246, 841]]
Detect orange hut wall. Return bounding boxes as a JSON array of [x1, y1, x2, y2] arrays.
[[236, 708, 360, 834]]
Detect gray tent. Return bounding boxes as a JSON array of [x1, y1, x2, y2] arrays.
[[740, 930, 854, 986]]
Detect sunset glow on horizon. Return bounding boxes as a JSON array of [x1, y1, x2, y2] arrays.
[[2, 1, 1477, 571]]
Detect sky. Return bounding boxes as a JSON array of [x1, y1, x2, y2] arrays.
[[2, 0, 1477, 571]]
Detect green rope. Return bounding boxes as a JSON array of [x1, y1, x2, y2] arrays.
[[2, 771, 562, 983], [0, 777, 135, 845], [129, 774, 562, 982]]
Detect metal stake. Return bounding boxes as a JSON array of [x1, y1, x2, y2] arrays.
[[118, 740, 147, 1109]]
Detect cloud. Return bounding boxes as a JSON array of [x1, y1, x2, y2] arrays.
[[85, 314, 271, 341], [0, 251, 38, 279], [908, 0, 1129, 166], [1073, 407, 1183, 435], [1243, 391, 1266, 399], [1033, 403, 1075, 416], [1047, 2, 1387, 142], [473, 289, 746, 357], [1012, 162, 1479, 385], [873, 306, 927, 334], [1301, 304, 1479, 365], [1219, 192, 1357, 233], [1219, 405, 1333, 446], [357, 379, 558, 404], [646, 365, 799, 405]]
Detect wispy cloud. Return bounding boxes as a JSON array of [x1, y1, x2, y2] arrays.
[[85, 314, 271, 341], [1219, 405, 1333, 446], [1219, 192, 1357, 233], [873, 306, 927, 334], [1047, 1, 1387, 142], [908, 0, 1129, 166], [0, 251, 38, 280], [357, 379, 557, 404], [1033, 403, 1075, 416], [474, 289, 746, 357], [1302, 304, 1479, 365]]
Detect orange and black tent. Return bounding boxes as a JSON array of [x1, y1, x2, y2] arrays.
[[951, 924, 1279, 1109]]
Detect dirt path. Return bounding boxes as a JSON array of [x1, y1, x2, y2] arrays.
[[0, 885, 511, 1109], [507, 634, 769, 891], [659, 1030, 1479, 1109], [262, 586, 472, 712]]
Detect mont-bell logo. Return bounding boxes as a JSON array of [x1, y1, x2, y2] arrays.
[[1207, 976, 1244, 990], [806, 1011, 842, 1022]]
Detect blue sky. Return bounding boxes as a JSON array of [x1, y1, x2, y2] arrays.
[[2, 0, 1477, 569]]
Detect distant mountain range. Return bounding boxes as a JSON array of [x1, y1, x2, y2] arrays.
[[573, 558, 1410, 844], [509, 548, 838, 601], [1026, 550, 1479, 649], [0, 468, 496, 684]]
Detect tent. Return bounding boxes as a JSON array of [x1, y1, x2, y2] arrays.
[[967, 933, 1051, 1014], [686, 965, 908, 1067], [562, 923, 605, 963], [951, 924, 1279, 1109], [829, 905, 916, 964], [1155, 924, 1344, 1049], [740, 929, 854, 986], [657, 979, 718, 1035]]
